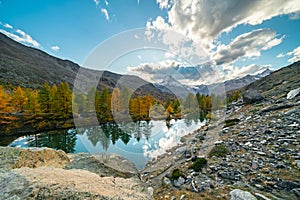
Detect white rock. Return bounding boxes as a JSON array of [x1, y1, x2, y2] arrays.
[[230, 189, 257, 200], [245, 142, 252, 147], [147, 187, 154, 196], [287, 87, 300, 100], [260, 140, 267, 144], [254, 193, 271, 200], [215, 140, 224, 145]]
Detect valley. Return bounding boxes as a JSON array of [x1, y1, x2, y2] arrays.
[[0, 14, 299, 200]]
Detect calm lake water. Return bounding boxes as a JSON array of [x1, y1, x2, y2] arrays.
[[7, 118, 204, 169]]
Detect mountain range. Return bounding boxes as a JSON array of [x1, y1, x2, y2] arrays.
[[0, 32, 174, 100], [0, 31, 283, 100], [154, 68, 272, 97]]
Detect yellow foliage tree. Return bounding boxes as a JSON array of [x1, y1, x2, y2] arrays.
[[11, 86, 28, 113], [0, 86, 15, 123], [25, 89, 40, 115], [165, 105, 174, 118]]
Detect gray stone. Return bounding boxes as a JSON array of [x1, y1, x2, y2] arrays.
[[173, 177, 185, 187], [163, 177, 171, 186], [230, 189, 257, 200], [292, 188, 300, 198], [277, 180, 299, 190], [295, 160, 300, 169], [243, 90, 263, 104], [219, 171, 241, 180]]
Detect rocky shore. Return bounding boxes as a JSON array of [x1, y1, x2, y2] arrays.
[[0, 147, 153, 199]]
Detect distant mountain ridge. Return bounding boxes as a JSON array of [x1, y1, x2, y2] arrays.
[[0, 33, 171, 100], [154, 68, 272, 97]]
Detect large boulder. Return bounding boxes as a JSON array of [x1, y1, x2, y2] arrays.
[[230, 189, 257, 200], [0, 147, 70, 170], [242, 90, 264, 104], [287, 87, 300, 100]]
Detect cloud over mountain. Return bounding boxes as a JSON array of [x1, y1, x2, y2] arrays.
[[212, 29, 283, 65]]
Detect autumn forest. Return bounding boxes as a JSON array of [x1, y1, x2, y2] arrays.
[[0, 82, 238, 135]]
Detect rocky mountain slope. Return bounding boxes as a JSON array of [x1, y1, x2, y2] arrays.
[[0, 32, 171, 100], [140, 62, 300, 200], [243, 61, 300, 101]]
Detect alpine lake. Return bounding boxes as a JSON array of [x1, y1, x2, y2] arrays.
[[2, 115, 205, 170]]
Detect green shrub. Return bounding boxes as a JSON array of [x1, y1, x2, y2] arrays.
[[189, 157, 208, 172], [224, 118, 240, 127], [208, 144, 230, 158], [170, 169, 184, 180]]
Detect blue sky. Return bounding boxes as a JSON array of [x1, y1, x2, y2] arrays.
[[0, 0, 300, 84]]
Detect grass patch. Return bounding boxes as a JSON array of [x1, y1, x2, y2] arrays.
[[189, 157, 208, 172], [170, 169, 184, 181], [208, 144, 230, 158], [224, 118, 240, 127]]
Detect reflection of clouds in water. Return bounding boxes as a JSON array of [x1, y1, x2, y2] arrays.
[[143, 119, 202, 159]]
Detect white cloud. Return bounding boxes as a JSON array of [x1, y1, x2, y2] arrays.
[[145, 16, 208, 64], [93, 0, 100, 6], [277, 53, 285, 58], [3, 23, 13, 29], [127, 52, 274, 85], [221, 64, 270, 80], [104, 0, 109, 6], [287, 46, 300, 63], [51, 45, 60, 51], [150, 0, 300, 50], [212, 29, 283, 65], [0, 29, 40, 47], [101, 8, 110, 21], [127, 59, 224, 85], [156, 0, 170, 9], [128, 59, 182, 82]]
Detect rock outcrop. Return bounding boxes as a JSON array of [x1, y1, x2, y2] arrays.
[[0, 147, 152, 200]]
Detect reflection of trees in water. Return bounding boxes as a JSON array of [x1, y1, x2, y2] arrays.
[[84, 121, 154, 150], [133, 121, 153, 141], [85, 123, 131, 150], [30, 129, 77, 153], [86, 126, 110, 151], [184, 112, 201, 127]]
